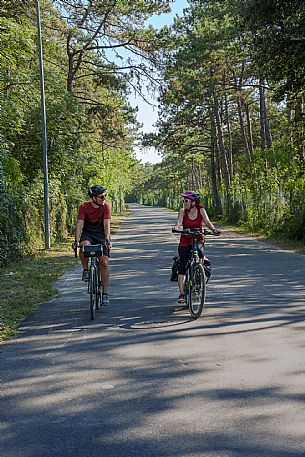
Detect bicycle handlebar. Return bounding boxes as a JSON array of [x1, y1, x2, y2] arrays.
[[72, 241, 111, 258], [172, 228, 220, 236]]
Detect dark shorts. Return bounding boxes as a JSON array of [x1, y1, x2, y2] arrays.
[[178, 243, 204, 275], [80, 231, 110, 257]]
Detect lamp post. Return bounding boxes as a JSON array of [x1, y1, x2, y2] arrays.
[[36, 0, 50, 249]]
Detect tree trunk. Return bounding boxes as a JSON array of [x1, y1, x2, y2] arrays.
[[295, 97, 305, 165], [245, 102, 254, 155], [259, 77, 272, 149], [212, 87, 231, 215], [210, 113, 222, 215], [224, 89, 233, 180], [231, 69, 252, 161], [212, 88, 231, 191], [259, 81, 266, 150]]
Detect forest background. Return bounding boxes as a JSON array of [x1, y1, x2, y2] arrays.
[[1, 0, 305, 266]]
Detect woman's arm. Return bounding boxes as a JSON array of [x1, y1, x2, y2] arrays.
[[173, 208, 184, 230], [200, 207, 221, 233]]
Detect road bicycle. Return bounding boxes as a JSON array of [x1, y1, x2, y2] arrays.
[[82, 244, 104, 320], [74, 243, 103, 320], [172, 228, 219, 319]]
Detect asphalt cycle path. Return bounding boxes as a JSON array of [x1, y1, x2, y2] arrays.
[[1, 203, 305, 457]]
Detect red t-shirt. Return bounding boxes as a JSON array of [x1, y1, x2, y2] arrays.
[[78, 201, 111, 223], [179, 207, 204, 246]]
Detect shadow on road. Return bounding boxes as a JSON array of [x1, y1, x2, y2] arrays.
[[1, 205, 305, 456]]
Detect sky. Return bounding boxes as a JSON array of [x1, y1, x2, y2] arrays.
[[130, 0, 189, 164]]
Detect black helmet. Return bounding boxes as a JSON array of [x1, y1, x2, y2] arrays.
[[88, 185, 107, 197]]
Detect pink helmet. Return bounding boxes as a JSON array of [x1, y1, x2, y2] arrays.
[[181, 191, 200, 203]]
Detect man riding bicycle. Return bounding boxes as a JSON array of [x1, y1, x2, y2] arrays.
[[74, 185, 112, 306], [173, 191, 221, 305]]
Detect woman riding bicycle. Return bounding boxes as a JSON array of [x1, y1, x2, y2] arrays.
[[173, 191, 221, 305]]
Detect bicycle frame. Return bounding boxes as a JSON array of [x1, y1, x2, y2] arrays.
[[87, 256, 101, 293], [82, 244, 104, 320], [172, 228, 218, 318], [73, 243, 104, 320], [187, 229, 202, 267]]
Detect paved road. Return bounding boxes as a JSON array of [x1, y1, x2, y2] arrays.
[[1, 204, 305, 457]]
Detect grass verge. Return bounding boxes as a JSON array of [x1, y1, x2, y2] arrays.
[[219, 221, 305, 254], [0, 213, 128, 344]]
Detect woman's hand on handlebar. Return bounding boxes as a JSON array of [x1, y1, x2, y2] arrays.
[[172, 225, 186, 234], [212, 228, 222, 236]]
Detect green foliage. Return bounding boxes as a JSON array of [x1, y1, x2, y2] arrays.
[[138, 0, 305, 244], [1, 0, 170, 265]]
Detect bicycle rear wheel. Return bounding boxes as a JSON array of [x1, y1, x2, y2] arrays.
[[95, 264, 101, 310], [188, 263, 206, 319], [89, 265, 97, 320]]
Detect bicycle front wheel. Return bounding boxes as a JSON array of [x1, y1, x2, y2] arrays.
[[188, 263, 206, 319], [89, 266, 97, 320]]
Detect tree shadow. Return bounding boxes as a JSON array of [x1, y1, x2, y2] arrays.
[[1, 204, 305, 456]]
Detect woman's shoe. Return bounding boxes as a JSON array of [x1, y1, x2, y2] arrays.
[[177, 293, 186, 304]]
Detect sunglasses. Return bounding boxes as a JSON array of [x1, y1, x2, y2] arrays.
[[96, 194, 106, 199], [183, 198, 192, 203]]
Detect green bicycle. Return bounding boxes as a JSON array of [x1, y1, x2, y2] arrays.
[[172, 228, 218, 319]]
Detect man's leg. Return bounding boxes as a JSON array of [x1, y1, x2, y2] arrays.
[[79, 240, 90, 280], [99, 255, 109, 293], [99, 255, 110, 305]]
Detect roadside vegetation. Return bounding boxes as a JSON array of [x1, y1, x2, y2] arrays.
[[219, 221, 305, 255], [0, 214, 128, 343], [0, 0, 168, 265], [133, 1, 305, 246]]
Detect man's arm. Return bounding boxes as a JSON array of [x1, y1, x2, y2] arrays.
[[104, 219, 111, 247], [75, 219, 84, 243]]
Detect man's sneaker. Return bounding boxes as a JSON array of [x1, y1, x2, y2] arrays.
[[177, 293, 186, 304], [102, 293, 109, 306], [82, 269, 89, 282]]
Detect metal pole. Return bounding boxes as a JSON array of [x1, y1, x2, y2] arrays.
[[36, 0, 50, 249]]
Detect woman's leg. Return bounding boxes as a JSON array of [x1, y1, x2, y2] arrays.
[[178, 274, 185, 295], [177, 245, 191, 301]]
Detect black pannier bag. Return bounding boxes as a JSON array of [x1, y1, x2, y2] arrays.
[[82, 244, 104, 258], [203, 258, 212, 282], [170, 256, 180, 282]]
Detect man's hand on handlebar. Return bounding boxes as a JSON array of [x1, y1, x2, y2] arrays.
[[72, 240, 79, 258], [72, 240, 79, 250]]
